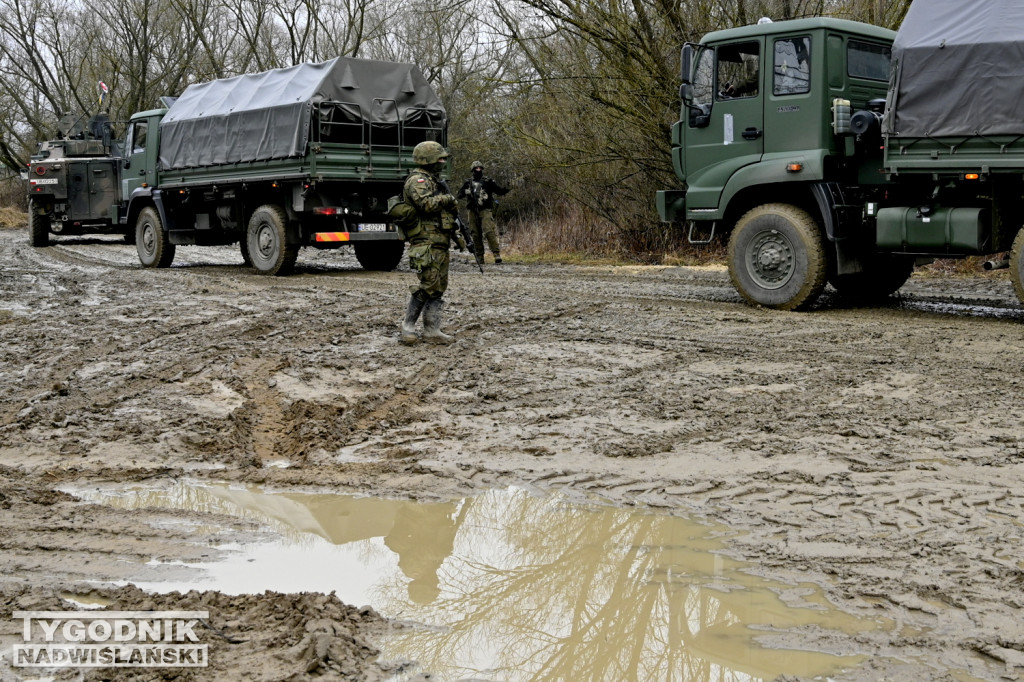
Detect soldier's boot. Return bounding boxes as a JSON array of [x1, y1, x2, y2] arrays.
[[400, 293, 426, 345], [422, 298, 453, 345], [486, 233, 502, 263]]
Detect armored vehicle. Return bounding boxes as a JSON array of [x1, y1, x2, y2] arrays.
[[657, 0, 1024, 309], [28, 114, 123, 246]]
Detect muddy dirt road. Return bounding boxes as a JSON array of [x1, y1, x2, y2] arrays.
[[1, 226, 1023, 681]]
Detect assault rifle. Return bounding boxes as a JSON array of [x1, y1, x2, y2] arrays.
[[440, 178, 484, 273]]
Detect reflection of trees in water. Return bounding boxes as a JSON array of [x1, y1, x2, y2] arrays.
[[382, 489, 869, 682], [90, 484, 873, 680]]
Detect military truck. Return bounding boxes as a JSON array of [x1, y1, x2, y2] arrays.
[[657, 0, 1024, 309], [45, 58, 444, 275], [27, 114, 124, 246]]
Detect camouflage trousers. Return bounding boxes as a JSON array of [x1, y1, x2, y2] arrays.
[[407, 228, 451, 300], [468, 209, 500, 260]]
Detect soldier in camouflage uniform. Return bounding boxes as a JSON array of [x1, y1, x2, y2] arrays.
[[459, 161, 508, 264], [399, 140, 465, 346]]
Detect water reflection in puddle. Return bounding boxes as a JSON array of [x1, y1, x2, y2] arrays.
[[77, 483, 886, 681]]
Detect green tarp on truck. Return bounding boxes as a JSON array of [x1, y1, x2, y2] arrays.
[[159, 57, 445, 169], [883, 0, 1024, 137]]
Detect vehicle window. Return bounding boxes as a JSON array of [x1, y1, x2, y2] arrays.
[[774, 37, 811, 95], [848, 40, 891, 81], [133, 122, 148, 153], [690, 47, 714, 125], [717, 42, 760, 100]]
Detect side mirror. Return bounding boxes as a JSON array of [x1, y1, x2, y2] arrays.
[[680, 83, 693, 104], [680, 45, 693, 84]]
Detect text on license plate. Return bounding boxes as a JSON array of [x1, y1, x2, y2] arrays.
[[358, 223, 388, 232]]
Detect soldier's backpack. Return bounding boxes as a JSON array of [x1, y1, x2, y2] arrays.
[[387, 195, 420, 240]]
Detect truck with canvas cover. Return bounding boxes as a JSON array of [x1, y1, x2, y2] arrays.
[[121, 57, 445, 274], [657, 0, 1024, 309], [27, 113, 123, 246]]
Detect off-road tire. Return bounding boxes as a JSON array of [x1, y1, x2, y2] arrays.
[[829, 254, 914, 303], [247, 205, 298, 276], [28, 200, 49, 247], [1010, 228, 1024, 304], [136, 206, 176, 268], [728, 203, 827, 310], [354, 241, 405, 271]]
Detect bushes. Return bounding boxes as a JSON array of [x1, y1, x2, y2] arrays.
[[501, 201, 727, 265]]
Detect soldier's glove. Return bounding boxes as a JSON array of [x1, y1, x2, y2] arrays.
[[454, 233, 468, 252], [444, 194, 458, 210]]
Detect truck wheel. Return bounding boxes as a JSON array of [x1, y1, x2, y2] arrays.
[[1010, 228, 1024, 304], [136, 206, 176, 268], [247, 205, 298, 276], [829, 255, 914, 303], [354, 241, 405, 271], [28, 200, 49, 247], [728, 203, 827, 310]]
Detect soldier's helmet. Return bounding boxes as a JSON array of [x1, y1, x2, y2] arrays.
[[413, 141, 449, 166], [471, 160, 484, 170]]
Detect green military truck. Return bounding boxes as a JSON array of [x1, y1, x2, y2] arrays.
[[118, 57, 444, 275], [28, 114, 124, 246], [657, 0, 1024, 309]]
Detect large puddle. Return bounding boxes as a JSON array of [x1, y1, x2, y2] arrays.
[[74, 483, 890, 681]]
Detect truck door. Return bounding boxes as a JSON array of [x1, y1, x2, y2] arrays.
[[121, 119, 154, 199], [683, 39, 765, 211]]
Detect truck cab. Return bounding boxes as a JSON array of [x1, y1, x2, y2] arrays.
[[660, 19, 895, 223]]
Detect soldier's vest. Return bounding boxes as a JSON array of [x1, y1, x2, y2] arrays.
[[405, 169, 454, 242], [470, 179, 490, 209]]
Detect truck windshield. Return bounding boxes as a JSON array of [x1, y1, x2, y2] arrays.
[[690, 47, 714, 125], [848, 40, 891, 81]]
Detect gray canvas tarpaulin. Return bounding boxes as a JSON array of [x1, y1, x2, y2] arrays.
[[883, 0, 1024, 137], [159, 58, 445, 170]]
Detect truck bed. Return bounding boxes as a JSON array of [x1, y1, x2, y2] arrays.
[[158, 143, 411, 187], [885, 134, 1024, 175]]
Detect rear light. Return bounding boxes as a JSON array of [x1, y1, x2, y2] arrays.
[[313, 207, 342, 216]]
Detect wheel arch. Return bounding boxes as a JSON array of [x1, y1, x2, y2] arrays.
[[722, 182, 824, 236]]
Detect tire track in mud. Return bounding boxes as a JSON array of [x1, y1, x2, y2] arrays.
[[5, 228, 1024, 679]]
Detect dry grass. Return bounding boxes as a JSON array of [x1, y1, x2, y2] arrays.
[[915, 255, 1009, 279], [0, 206, 26, 229], [502, 205, 728, 266]]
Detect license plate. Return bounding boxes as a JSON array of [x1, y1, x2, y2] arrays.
[[358, 223, 388, 232]]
